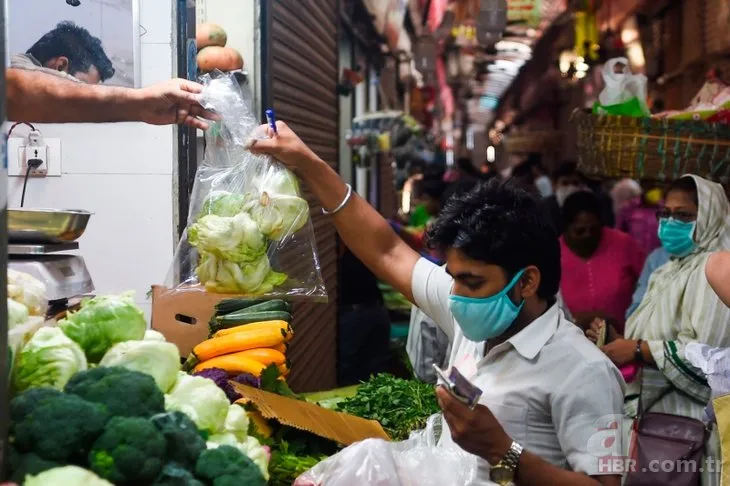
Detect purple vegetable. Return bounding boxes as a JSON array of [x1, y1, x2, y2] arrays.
[[233, 373, 261, 389], [193, 367, 240, 403]]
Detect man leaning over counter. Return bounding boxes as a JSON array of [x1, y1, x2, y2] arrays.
[[7, 68, 215, 128]]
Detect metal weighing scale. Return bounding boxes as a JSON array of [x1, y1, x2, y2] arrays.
[[7, 209, 95, 313]]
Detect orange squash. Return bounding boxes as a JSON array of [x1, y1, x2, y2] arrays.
[[197, 46, 243, 73], [196, 23, 227, 49]]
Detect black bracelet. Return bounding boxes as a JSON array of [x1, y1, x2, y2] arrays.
[[635, 339, 644, 363]]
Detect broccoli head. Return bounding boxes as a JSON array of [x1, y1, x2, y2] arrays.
[[13, 393, 109, 463], [9, 387, 64, 424], [150, 412, 206, 469], [89, 416, 167, 485], [195, 445, 266, 486], [151, 463, 205, 486], [65, 367, 164, 418], [6, 446, 61, 484]]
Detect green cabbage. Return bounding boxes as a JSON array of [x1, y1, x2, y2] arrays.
[[8, 269, 47, 316], [8, 298, 29, 329], [247, 193, 309, 241], [25, 466, 113, 486], [13, 327, 87, 393], [58, 292, 147, 363], [165, 372, 229, 433], [99, 340, 181, 393]]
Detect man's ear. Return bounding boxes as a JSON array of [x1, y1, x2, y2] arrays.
[[519, 266, 541, 298], [53, 56, 70, 72]]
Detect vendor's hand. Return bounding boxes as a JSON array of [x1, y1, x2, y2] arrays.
[[601, 338, 636, 367], [248, 121, 319, 169], [136, 78, 218, 130], [436, 386, 512, 464]]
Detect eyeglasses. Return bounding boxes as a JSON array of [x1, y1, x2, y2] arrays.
[[655, 209, 697, 223]]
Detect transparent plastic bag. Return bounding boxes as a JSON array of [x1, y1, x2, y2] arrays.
[[294, 415, 480, 486], [166, 72, 326, 301]]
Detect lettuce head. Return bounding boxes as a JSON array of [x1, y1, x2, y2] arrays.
[[258, 169, 301, 198], [13, 326, 87, 393], [248, 193, 309, 240], [189, 213, 266, 263], [165, 372, 230, 433], [99, 340, 181, 393], [58, 292, 147, 363], [199, 191, 246, 218], [8, 298, 29, 329]]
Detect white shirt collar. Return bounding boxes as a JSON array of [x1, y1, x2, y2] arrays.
[[505, 303, 561, 360]]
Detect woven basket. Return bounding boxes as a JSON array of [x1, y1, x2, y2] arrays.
[[574, 110, 730, 182]]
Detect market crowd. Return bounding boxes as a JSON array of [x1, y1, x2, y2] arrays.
[[250, 125, 730, 486]]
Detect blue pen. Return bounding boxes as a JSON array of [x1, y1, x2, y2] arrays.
[[265, 109, 278, 135]]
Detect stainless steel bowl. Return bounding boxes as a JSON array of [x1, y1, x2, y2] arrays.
[[8, 209, 92, 244]]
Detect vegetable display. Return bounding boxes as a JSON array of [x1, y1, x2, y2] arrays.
[[336, 374, 441, 440]]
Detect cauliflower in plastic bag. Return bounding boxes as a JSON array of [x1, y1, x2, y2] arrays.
[[8, 269, 47, 316]]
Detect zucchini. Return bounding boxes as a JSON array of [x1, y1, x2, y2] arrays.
[[214, 298, 267, 316], [223, 299, 291, 317], [210, 310, 292, 334]]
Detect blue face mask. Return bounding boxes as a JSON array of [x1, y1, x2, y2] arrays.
[[658, 218, 697, 257], [448, 269, 526, 342]]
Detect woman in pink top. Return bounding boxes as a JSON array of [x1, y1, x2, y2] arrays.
[[560, 191, 646, 334]]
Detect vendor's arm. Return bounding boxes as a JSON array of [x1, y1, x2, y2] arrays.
[[7, 68, 215, 129], [707, 251, 730, 308], [250, 121, 421, 302]]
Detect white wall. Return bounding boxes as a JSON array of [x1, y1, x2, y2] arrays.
[[7, 0, 176, 319]]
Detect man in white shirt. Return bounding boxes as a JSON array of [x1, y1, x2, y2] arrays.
[[251, 122, 625, 486]]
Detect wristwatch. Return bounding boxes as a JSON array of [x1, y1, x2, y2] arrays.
[[490, 440, 524, 485]]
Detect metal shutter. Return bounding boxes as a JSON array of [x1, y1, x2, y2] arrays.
[[262, 0, 340, 392]]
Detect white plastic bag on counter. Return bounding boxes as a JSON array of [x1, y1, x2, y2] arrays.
[[294, 415, 480, 486], [596, 57, 650, 116], [165, 72, 326, 301]]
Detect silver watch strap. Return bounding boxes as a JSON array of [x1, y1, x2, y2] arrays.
[[502, 441, 524, 470]]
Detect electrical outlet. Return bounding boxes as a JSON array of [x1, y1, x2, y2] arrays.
[[8, 137, 62, 177]]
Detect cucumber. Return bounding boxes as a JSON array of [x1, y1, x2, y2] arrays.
[[210, 310, 293, 334], [214, 298, 267, 316], [223, 299, 291, 317]]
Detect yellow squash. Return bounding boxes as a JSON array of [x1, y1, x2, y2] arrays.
[[193, 353, 268, 375], [214, 320, 291, 339], [194, 326, 289, 362]]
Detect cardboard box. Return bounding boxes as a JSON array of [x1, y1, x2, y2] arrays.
[[151, 285, 228, 356], [233, 382, 390, 445]]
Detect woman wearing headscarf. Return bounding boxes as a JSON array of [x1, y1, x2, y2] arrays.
[[593, 174, 730, 486]]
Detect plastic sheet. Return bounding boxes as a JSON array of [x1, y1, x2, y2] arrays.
[[294, 415, 480, 486], [166, 72, 326, 301], [686, 343, 730, 422]]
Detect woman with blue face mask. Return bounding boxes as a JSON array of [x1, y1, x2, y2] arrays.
[[596, 174, 730, 486]]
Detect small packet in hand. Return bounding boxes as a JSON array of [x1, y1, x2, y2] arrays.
[[433, 364, 483, 410], [595, 320, 607, 348]]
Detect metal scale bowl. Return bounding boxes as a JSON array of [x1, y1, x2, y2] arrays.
[[8, 209, 94, 312]]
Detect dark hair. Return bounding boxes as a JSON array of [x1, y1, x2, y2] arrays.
[[28, 21, 114, 81], [667, 176, 699, 206], [442, 179, 479, 209], [427, 179, 561, 300], [510, 161, 533, 180], [552, 162, 581, 181], [562, 191, 603, 227]]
